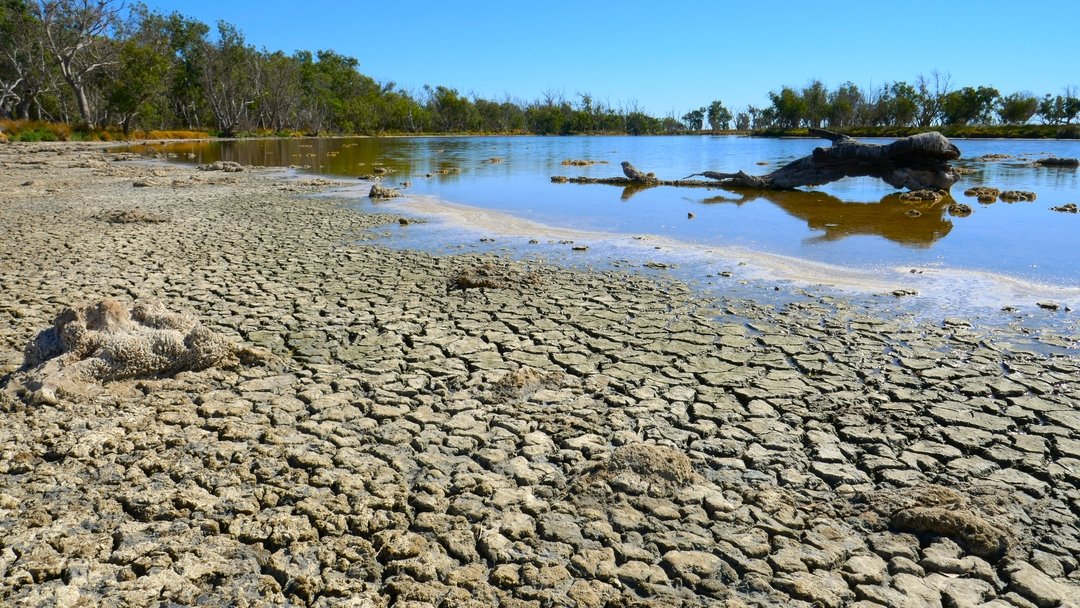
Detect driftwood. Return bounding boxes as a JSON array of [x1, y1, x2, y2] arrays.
[[552, 129, 962, 192]]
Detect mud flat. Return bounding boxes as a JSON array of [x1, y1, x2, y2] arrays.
[[1, 142, 1078, 607]]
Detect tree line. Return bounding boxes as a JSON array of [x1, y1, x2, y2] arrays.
[[3, 1, 1079, 138]]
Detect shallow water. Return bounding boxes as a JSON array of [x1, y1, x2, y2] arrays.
[[126, 135, 1080, 289]]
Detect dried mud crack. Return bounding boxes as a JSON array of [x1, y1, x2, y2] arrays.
[[0, 142, 1078, 607]]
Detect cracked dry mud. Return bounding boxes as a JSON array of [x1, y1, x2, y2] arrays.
[[1, 142, 1078, 607]]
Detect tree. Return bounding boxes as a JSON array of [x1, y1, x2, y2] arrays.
[[914, 70, 951, 127], [105, 7, 174, 134], [801, 79, 828, 128], [996, 92, 1038, 125], [768, 86, 804, 128], [1, 0, 55, 119], [255, 50, 301, 131], [826, 82, 862, 128], [34, 0, 126, 128], [681, 106, 705, 130], [706, 99, 732, 130], [198, 21, 256, 135], [106, 38, 169, 134], [1038, 90, 1080, 125], [940, 86, 999, 125]]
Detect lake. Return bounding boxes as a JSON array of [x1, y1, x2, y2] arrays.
[[123, 135, 1080, 312]]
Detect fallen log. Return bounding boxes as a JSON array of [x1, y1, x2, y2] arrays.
[[551, 130, 963, 192]]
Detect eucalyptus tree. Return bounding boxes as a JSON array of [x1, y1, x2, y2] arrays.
[[801, 79, 828, 128], [198, 21, 256, 136], [940, 86, 1000, 125], [826, 82, 862, 127], [33, 0, 126, 127], [706, 100, 732, 130], [158, 11, 209, 128], [996, 92, 1038, 124], [1038, 91, 1080, 125], [0, 0, 55, 119], [105, 6, 173, 134], [255, 50, 301, 131], [914, 71, 951, 127], [681, 107, 705, 130], [768, 86, 804, 128]]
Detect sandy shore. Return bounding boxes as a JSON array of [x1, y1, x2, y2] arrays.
[[1, 142, 1078, 607]]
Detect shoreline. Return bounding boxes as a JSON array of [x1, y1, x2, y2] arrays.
[[388, 192, 1080, 322], [1, 142, 1078, 606]]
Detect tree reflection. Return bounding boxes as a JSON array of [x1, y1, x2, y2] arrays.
[[700, 189, 955, 247]]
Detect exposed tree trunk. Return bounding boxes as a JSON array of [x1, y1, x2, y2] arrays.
[[684, 129, 961, 191], [552, 130, 963, 193]]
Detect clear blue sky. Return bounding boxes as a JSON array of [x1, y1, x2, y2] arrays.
[[141, 0, 1080, 116]]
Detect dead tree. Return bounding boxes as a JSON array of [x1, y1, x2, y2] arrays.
[[552, 130, 962, 192], [684, 129, 961, 191]]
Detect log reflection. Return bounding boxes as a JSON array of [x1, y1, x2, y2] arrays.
[[700, 190, 955, 247]]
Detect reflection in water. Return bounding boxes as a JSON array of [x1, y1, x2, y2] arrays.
[[700, 189, 954, 248], [120, 136, 1080, 286]]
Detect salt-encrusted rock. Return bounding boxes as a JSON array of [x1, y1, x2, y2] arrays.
[[8, 298, 257, 404], [197, 160, 244, 172], [368, 184, 402, 199]]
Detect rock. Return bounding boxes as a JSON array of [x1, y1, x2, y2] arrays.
[[601, 443, 695, 487], [197, 160, 244, 172], [890, 507, 1008, 560], [842, 554, 887, 586], [899, 189, 944, 202], [368, 184, 402, 199], [95, 208, 166, 224], [948, 203, 972, 217], [449, 261, 543, 291], [661, 550, 727, 585], [999, 190, 1036, 202], [375, 530, 427, 561], [1050, 203, 1078, 213], [7, 299, 250, 404], [773, 570, 855, 608], [1005, 562, 1079, 608], [615, 560, 668, 586], [1034, 156, 1079, 167], [964, 186, 1001, 203]]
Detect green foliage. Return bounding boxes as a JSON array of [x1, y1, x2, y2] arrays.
[[997, 92, 1039, 124], [940, 86, 1000, 125], [768, 87, 805, 129], [681, 107, 705, 131], [3, 3, 1079, 137], [707, 100, 732, 130]]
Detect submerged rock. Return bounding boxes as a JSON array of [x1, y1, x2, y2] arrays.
[[899, 189, 944, 202], [999, 190, 1037, 202], [1034, 156, 1079, 167], [948, 203, 973, 217], [963, 186, 1000, 203]]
